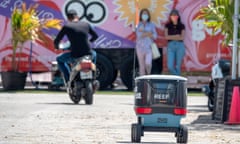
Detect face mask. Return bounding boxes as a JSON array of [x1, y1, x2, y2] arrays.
[[141, 14, 149, 21], [170, 15, 179, 22]]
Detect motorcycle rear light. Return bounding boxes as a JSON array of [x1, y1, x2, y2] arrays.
[[135, 107, 152, 114], [174, 108, 187, 115], [80, 62, 92, 69]]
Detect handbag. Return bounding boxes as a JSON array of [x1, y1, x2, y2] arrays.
[[151, 42, 161, 59]]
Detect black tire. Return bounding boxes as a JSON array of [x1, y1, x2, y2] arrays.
[[69, 94, 81, 104], [131, 123, 142, 143], [85, 81, 93, 105], [68, 82, 81, 104], [111, 69, 118, 84], [177, 125, 188, 144], [120, 56, 139, 90], [96, 53, 114, 90], [208, 98, 214, 112]]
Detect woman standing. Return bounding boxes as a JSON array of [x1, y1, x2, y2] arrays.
[[136, 8, 157, 76], [165, 9, 185, 75]]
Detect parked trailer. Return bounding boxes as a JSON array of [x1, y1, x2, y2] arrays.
[[0, 0, 231, 89]]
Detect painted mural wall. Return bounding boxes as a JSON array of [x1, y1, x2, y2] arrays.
[[0, 0, 231, 72]]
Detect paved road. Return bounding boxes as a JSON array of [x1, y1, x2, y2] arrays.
[[0, 92, 239, 144]]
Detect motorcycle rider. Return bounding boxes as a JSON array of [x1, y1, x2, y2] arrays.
[[54, 9, 98, 84]]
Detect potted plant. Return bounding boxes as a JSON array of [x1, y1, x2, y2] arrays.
[[1, 2, 61, 90], [198, 0, 240, 122], [198, 0, 240, 78]]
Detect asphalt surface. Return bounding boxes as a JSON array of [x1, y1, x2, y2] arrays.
[[0, 92, 239, 144]]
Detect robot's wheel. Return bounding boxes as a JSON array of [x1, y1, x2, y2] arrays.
[[131, 123, 142, 143], [177, 125, 188, 143]]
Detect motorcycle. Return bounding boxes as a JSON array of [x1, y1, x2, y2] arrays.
[[57, 41, 99, 104], [202, 59, 230, 111], [68, 55, 98, 104]]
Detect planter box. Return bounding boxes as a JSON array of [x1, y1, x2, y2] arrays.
[[1, 71, 27, 90]]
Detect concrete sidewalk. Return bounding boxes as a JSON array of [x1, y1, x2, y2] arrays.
[[0, 93, 239, 144]]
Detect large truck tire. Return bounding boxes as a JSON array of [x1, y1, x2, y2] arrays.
[[120, 56, 139, 90], [111, 69, 118, 84], [96, 53, 114, 90]]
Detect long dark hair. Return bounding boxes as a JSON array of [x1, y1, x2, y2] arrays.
[[167, 9, 183, 26], [139, 8, 151, 22]]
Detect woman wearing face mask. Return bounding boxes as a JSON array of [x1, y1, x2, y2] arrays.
[[136, 8, 157, 75], [165, 9, 185, 75]]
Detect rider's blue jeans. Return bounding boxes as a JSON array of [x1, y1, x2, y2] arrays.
[[56, 52, 72, 82]]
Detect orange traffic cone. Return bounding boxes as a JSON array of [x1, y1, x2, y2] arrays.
[[225, 86, 240, 125]]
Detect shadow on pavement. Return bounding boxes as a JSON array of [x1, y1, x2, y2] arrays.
[[117, 141, 175, 144], [189, 114, 240, 131], [186, 103, 240, 131], [36, 102, 90, 106], [191, 114, 217, 124]]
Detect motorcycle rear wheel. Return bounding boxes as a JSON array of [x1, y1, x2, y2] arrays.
[[85, 81, 93, 105]]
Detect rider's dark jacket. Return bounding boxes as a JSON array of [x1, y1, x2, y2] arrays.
[[54, 21, 98, 58]]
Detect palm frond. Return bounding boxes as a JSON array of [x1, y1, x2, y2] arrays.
[[10, 2, 62, 71], [198, 0, 238, 46]]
